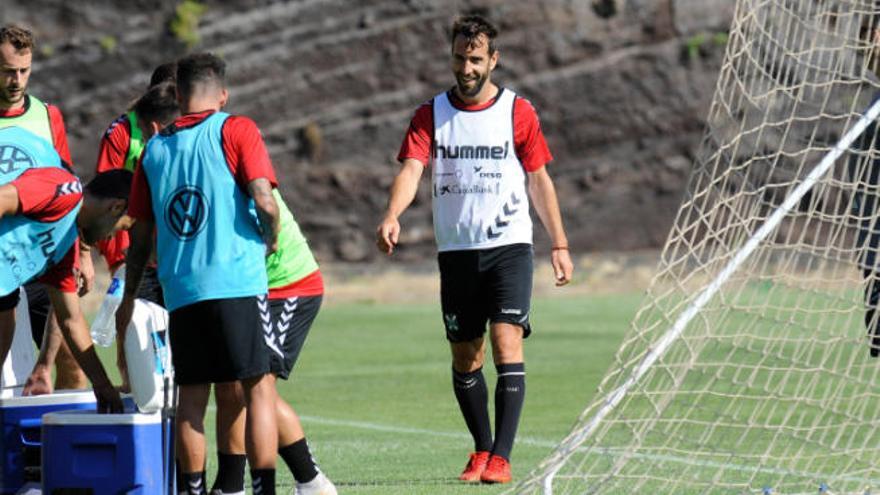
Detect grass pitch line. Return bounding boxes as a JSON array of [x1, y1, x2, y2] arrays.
[[299, 415, 880, 487]]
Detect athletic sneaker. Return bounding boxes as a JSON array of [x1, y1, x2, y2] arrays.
[[295, 472, 338, 495], [459, 451, 491, 482], [480, 454, 512, 484]]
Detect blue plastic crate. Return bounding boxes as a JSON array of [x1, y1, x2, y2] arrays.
[[41, 409, 165, 494], [0, 391, 96, 494]]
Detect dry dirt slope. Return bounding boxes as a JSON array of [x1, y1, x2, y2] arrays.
[[2, 0, 733, 262]]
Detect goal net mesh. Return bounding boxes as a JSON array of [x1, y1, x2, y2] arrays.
[[512, 1, 880, 493]]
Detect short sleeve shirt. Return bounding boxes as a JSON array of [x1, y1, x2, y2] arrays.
[[10, 167, 81, 292], [129, 111, 278, 221], [397, 89, 553, 172]]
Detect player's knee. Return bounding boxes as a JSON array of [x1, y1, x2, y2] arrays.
[[451, 348, 484, 373], [240, 374, 278, 403], [215, 382, 245, 410], [490, 327, 524, 364]]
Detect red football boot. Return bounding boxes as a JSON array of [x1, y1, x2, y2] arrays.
[[459, 451, 491, 482], [480, 454, 512, 484]]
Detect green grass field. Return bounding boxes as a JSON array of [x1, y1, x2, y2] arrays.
[[96, 292, 641, 494]]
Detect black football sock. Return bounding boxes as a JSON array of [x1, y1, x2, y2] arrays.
[[210, 452, 246, 493], [181, 471, 207, 495], [250, 469, 275, 495], [452, 366, 493, 452], [279, 438, 319, 483], [492, 363, 526, 460]]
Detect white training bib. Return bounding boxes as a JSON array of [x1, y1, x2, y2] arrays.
[[431, 88, 532, 251]]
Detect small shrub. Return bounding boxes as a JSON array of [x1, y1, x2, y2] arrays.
[[170, 0, 207, 48]]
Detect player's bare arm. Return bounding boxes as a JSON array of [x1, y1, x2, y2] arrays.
[[0, 183, 19, 218], [376, 158, 424, 255], [527, 166, 573, 286], [47, 286, 123, 413], [248, 177, 280, 254], [77, 239, 95, 295], [23, 313, 64, 395]]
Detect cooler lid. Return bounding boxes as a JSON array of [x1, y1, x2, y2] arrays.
[[42, 409, 162, 426], [0, 390, 96, 408]]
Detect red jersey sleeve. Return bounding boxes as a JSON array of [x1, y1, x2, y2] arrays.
[[96, 116, 132, 173], [94, 116, 133, 266], [11, 168, 82, 222], [9, 168, 81, 293], [127, 160, 154, 221], [397, 101, 433, 166], [513, 97, 553, 172], [95, 232, 128, 270], [46, 104, 73, 166], [221, 116, 278, 189], [38, 241, 79, 293]]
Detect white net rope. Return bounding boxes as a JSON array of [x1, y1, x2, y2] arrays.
[[512, 1, 880, 493]]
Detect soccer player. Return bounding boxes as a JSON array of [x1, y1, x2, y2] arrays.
[[209, 190, 336, 495], [0, 23, 94, 390], [852, 26, 880, 356], [23, 81, 180, 395], [376, 15, 574, 484], [118, 52, 286, 494], [0, 126, 129, 412]]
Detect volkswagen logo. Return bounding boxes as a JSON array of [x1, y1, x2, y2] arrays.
[[0, 144, 35, 175], [164, 186, 208, 240]]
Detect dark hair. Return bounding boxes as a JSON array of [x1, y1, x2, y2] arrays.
[[450, 15, 498, 54], [176, 52, 226, 99], [0, 24, 34, 52], [131, 81, 178, 125], [149, 61, 177, 87], [85, 169, 133, 200]]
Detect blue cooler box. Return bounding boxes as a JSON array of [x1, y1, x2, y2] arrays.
[[0, 391, 96, 494], [42, 409, 164, 494]]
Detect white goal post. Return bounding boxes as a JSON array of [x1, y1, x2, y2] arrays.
[[512, 1, 880, 493]]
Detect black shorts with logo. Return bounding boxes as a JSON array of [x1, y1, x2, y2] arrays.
[[267, 295, 322, 380], [168, 295, 273, 385], [438, 243, 533, 343]]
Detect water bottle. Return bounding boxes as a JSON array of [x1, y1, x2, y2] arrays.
[[91, 265, 125, 347]]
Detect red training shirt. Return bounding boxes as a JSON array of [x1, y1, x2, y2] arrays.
[[10, 167, 82, 292], [0, 96, 73, 166], [94, 115, 134, 269], [397, 88, 553, 171], [128, 110, 279, 221]]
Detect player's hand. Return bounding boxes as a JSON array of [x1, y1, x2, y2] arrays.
[[551, 248, 574, 287], [22, 364, 53, 396], [94, 382, 124, 414], [376, 216, 400, 255], [116, 336, 131, 394], [76, 250, 96, 296]]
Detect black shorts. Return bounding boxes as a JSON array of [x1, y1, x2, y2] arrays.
[[137, 267, 165, 308], [0, 288, 20, 312], [168, 295, 273, 385], [268, 295, 322, 380], [438, 243, 533, 343], [24, 282, 50, 346]]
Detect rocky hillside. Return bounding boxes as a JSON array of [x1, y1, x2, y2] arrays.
[[2, 0, 734, 262]]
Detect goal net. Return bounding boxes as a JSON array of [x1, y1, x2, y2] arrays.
[[513, 1, 880, 493]]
